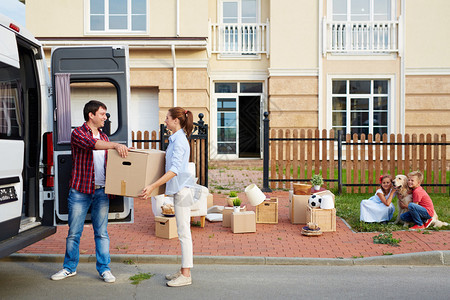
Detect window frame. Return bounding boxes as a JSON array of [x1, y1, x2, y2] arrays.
[[85, 0, 148, 35], [217, 0, 261, 59], [326, 75, 395, 138], [329, 0, 396, 22]]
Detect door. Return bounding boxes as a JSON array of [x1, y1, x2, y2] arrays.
[[0, 25, 42, 241], [239, 95, 260, 157], [51, 46, 132, 224]]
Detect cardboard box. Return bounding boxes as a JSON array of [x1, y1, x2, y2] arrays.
[[288, 190, 309, 224], [256, 197, 278, 224], [231, 211, 256, 233], [306, 206, 336, 232], [105, 149, 165, 197], [222, 206, 246, 227], [207, 193, 214, 208], [155, 216, 178, 239]]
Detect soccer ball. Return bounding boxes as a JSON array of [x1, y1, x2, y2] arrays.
[[308, 194, 322, 208]]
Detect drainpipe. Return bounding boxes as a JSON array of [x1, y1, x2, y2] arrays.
[[318, 1, 323, 131], [400, 0, 405, 135], [176, 0, 180, 37], [171, 44, 177, 106]]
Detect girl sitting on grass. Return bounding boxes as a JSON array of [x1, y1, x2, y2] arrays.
[[360, 175, 396, 223]]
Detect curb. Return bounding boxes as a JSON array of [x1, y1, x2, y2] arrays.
[[3, 251, 449, 266]]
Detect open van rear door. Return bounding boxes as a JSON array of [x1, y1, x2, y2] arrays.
[[51, 46, 133, 224]]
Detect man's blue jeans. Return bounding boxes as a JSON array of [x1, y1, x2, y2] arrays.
[[400, 202, 431, 226], [63, 188, 110, 275]]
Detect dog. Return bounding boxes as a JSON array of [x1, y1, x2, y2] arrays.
[[393, 174, 448, 228], [392, 175, 412, 226]]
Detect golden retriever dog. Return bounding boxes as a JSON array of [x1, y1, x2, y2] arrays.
[[392, 175, 412, 226], [393, 174, 448, 228]]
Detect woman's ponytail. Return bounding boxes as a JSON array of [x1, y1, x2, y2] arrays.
[[169, 107, 194, 137]]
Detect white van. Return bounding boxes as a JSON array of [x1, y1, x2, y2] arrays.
[[0, 14, 133, 258]]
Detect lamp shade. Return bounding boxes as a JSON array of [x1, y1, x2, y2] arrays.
[[320, 194, 335, 209], [244, 184, 266, 206]]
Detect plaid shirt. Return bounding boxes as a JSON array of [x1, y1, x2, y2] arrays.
[[70, 123, 109, 194]]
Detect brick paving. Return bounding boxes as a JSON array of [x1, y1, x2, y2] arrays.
[[20, 189, 450, 259]]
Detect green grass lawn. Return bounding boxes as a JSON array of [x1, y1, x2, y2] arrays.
[[334, 191, 450, 232]]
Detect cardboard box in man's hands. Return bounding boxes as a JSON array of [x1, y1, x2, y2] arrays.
[[105, 149, 165, 197]]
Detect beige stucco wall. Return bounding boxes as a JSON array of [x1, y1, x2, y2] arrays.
[[131, 67, 209, 124], [27, 0, 208, 38], [405, 0, 450, 68], [27, 0, 84, 36], [269, 0, 318, 70], [269, 77, 318, 130], [179, 0, 208, 37], [405, 75, 450, 136]]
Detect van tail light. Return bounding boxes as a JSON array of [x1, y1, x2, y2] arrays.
[[43, 132, 54, 187]]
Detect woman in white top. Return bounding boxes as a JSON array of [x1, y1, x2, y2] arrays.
[[139, 107, 196, 287], [360, 174, 396, 223]]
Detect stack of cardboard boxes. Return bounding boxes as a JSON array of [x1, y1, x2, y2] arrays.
[[289, 186, 336, 232]]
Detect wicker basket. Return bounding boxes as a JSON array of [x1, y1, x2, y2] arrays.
[[256, 197, 278, 224], [293, 183, 312, 195], [301, 226, 323, 236]]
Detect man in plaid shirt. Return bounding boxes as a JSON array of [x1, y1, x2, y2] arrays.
[[51, 100, 129, 283]]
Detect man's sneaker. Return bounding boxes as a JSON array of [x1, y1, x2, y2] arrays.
[[165, 271, 181, 280], [166, 273, 192, 287], [424, 218, 433, 229], [100, 270, 116, 283], [410, 224, 425, 230], [51, 269, 76, 281]]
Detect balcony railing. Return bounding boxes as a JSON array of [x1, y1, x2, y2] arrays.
[[209, 20, 269, 57], [323, 18, 400, 54]]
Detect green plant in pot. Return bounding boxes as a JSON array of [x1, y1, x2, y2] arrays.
[[227, 190, 238, 206], [311, 174, 324, 191], [232, 197, 242, 213]]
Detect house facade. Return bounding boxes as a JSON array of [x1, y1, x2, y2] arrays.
[[26, 0, 450, 160]]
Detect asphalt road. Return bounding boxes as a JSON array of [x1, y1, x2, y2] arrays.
[[0, 261, 449, 299]]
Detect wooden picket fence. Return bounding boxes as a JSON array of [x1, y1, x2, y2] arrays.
[[268, 129, 449, 194], [132, 130, 159, 149]]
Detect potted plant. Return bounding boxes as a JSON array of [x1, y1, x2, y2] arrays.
[[232, 197, 242, 213], [227, 190, 238, 206], [311, 174, 324, 191]]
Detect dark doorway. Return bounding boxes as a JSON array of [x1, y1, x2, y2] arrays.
[[239, 96, 260, 158]]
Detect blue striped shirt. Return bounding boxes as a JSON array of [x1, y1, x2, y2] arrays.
[[165, 129, 195, 195]]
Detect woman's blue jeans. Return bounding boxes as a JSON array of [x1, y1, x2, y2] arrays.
[[400, 202, 431, 226], [63, 188, 110, 275]]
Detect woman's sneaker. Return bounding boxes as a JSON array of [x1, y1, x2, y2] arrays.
[[51, 269, 76, 280], [165, 271, 181, 280], [166, 274, 192, 287], [100, 270, 116, 283]]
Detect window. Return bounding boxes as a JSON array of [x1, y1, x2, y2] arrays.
[[220, 0, 258, 55], [70, 82, 119, 134], [217, 97, 237, 154], [0, 62, 23, 139], [331, 79, 389, 137], [89, 0, 146, 32], [332, 0, 392, 21]]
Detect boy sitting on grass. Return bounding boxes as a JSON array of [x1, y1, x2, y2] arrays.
[[400, 171, 434, 230]]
